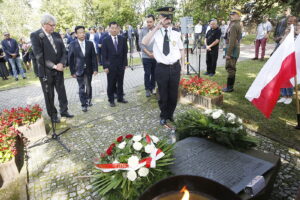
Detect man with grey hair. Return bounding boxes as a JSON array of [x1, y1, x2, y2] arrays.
[[30, 13, 73, 123], [204, 19, 221, 76]]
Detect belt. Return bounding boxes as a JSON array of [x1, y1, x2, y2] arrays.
[[158, 60, 180, 66]]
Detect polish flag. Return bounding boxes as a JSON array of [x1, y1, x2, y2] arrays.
[[245, 26, 296, 118]]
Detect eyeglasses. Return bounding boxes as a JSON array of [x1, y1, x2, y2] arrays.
[[47, 23, 56, 27]]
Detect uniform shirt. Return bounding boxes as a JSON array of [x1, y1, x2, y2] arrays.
[[206, 27, 222, 51], [152, 27, 183, 65], [256, 21, 272, 40]]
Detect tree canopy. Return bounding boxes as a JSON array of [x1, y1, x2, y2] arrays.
[[0, 0, 299, 40]]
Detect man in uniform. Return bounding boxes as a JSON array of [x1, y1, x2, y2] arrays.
[[142, 7, 185, 125], [222, 9, 242, 92]]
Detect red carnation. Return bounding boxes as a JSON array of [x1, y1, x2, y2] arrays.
[[116, 136, 123, 143], [106, 147, 113, 155], [125, 134, 133, 139]]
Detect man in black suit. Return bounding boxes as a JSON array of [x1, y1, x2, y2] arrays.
[[68, 26, 98, 112], [102, 21, 128, 107], [30, 14, 73, 123]]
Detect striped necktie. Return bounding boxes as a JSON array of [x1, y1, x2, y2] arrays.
[[48, 34, 57, 53]]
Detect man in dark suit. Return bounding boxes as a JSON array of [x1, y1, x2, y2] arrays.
[[30, 14, 73, 123], [102, 21, 128, 107], [1, 32, 26, 81], [68, 26, 98, 112]]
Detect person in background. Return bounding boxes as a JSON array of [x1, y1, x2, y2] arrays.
[[1, 32, 26, 81], [139, 14, 157, 97], [68, 26, 98, 112], [20, 37, 32, 70], [222, 9, 242, 93], [220, 20, 228, 50], [194, 20, 203, 49], [253, 15, 272, 61], [277, 16, 298, 105], [0, 45, 9, 80], [204, 19, 221, 77]]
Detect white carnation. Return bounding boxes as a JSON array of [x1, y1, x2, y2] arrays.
[[132, 135, 142, 142], [226, 113, 236, 121], [204, 109, 213, 115], [145, 144, 155, 154], [237, 118, 243, 124], [127, 170, 137, 181], [128, 155, 139, 169], [212, 111, 222, 119], [133, 142, 143, 151], [117, 141, 126, 149], [138, 167, 149, 177], [150, 135, 159, 143]]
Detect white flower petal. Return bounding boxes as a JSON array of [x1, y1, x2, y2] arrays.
[[150, 135, 159, 143], [117, 141, 126, 149], [132, 135, 142, 142], [128, 155, 139, 169], [127, 170, 137, 181], [133, 142, 143, 151], [138, 167, 149, 177], [145, 144, 155, 154]]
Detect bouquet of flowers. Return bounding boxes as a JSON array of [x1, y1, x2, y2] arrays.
[[1, 104, 42, 127], [180, 76, 222, 97], [174, 109, 257, 150], [0, 125, 20, 163], [92, 134, 174, 200]]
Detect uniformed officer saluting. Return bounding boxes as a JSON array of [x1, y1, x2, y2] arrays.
[[142, 7, 185, 125]]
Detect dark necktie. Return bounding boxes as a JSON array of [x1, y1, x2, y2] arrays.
[[113, 36, 118, 51], [163, 29, 170, 56]]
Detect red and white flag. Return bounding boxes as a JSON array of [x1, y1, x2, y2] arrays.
[[245, 26, 296, 118]]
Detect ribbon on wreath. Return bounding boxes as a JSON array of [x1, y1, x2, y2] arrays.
[[95, 148, 164, 172]]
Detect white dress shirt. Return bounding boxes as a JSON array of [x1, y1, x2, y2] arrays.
[[152, 27, 183, 65], [79, 40, 85, 56], [194, 24, 203, 34]]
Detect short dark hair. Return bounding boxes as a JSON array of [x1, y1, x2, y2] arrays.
[[147, 14, 155, 21], [75, 26, 85, 33], [109, 21, 118, 27]]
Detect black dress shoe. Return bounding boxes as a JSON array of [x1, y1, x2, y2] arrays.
[[88, 102, 93, 107], [117, 99, 128, 103], [61, 112, 74, 118], [110, 102, 116, 107], [82, 106, 88, 112], [160, 119, 167, 125], [52, 116, 61, 123]]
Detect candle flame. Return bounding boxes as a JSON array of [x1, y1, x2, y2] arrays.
[[180, 186, 190, 200]]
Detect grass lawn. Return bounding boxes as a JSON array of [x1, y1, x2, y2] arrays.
[[241, 34, 275, 45], [199, 60, 300, 150], [0, 57, 142, 91]]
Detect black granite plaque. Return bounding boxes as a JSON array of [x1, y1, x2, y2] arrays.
[[170, 137, 275, 194]]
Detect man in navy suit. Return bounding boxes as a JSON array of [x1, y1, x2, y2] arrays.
[[1, 32, 26, 81], [102, 21, 128, 107], [68, 26, 98, 112]]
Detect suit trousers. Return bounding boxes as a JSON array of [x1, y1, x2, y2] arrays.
[[107, 69, 125, 102], [155, 61, 181, 119], [76, 71, 92, 107], [39, 71, 68, 118], [206, 49, 219, 74]]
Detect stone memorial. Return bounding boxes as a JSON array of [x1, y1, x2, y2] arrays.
[[170, 137, 276, 194]]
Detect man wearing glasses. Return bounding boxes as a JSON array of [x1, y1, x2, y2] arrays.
[[30, 14, 73, 123]]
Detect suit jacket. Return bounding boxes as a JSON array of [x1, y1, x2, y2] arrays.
[[68, 39, 98, 76], [1, 38, 20, 59], [30, 29, 67, 78], [101, 35, 128, 70]]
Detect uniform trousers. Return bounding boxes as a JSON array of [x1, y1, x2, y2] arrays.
[[155, 61, 181, 119], [39, 71, 68, 118]]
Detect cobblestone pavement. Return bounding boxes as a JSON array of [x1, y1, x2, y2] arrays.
[[22, 89, 300, 200]]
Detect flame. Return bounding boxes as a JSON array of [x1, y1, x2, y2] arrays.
[[180, 186, 190, 200]]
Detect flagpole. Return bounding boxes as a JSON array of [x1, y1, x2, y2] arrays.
[[294, 76, 300, 129]]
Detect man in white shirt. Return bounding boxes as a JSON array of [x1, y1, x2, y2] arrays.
[[194, 20, 202, 49], [253, 15, 272, 60], [142, 7, 185, 125]]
